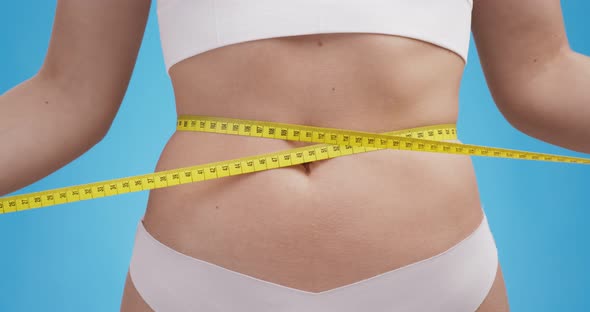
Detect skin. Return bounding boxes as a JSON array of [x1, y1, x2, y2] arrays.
[[1, 0, 588, 311]]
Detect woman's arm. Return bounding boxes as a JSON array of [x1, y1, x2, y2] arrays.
[[0, 0, 151, 196], [472, 0, 590, 154]]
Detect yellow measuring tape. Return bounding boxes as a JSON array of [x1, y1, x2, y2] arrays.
[[1, 115, 588, 215]]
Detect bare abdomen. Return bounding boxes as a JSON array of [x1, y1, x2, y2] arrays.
[[142, 33, 484, 292]]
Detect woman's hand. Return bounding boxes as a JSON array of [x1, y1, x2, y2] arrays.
[[473, 0, 590, 154], [0, 0, 151, 196]]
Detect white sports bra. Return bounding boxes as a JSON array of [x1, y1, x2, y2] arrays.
[[157, 0, 474, 72]]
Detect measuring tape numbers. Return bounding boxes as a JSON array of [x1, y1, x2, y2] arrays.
[[1, 115, 588, 214]]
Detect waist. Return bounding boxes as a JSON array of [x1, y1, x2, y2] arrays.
[[145, 116, 481, 260], [156, 109, 469, 197], [148, 112, 478, 221]]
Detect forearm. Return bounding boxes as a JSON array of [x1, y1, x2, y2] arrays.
[[0, 75, 109, 196], [499, 50, 590, 154]]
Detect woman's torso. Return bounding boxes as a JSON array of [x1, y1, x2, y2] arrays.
[[142, 33, 484, 292]]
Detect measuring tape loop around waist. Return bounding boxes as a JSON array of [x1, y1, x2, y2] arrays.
[[177, 116, 589, 164], [1, 115, 588, 215]]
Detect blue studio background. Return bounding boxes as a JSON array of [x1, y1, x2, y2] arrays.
[[1, 1, 589, 311]]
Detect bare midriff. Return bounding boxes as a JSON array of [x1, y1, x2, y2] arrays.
[[142, 33, 484, 293]]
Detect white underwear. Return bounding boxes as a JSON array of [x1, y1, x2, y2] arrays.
[[129, 210, 498, 311]]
